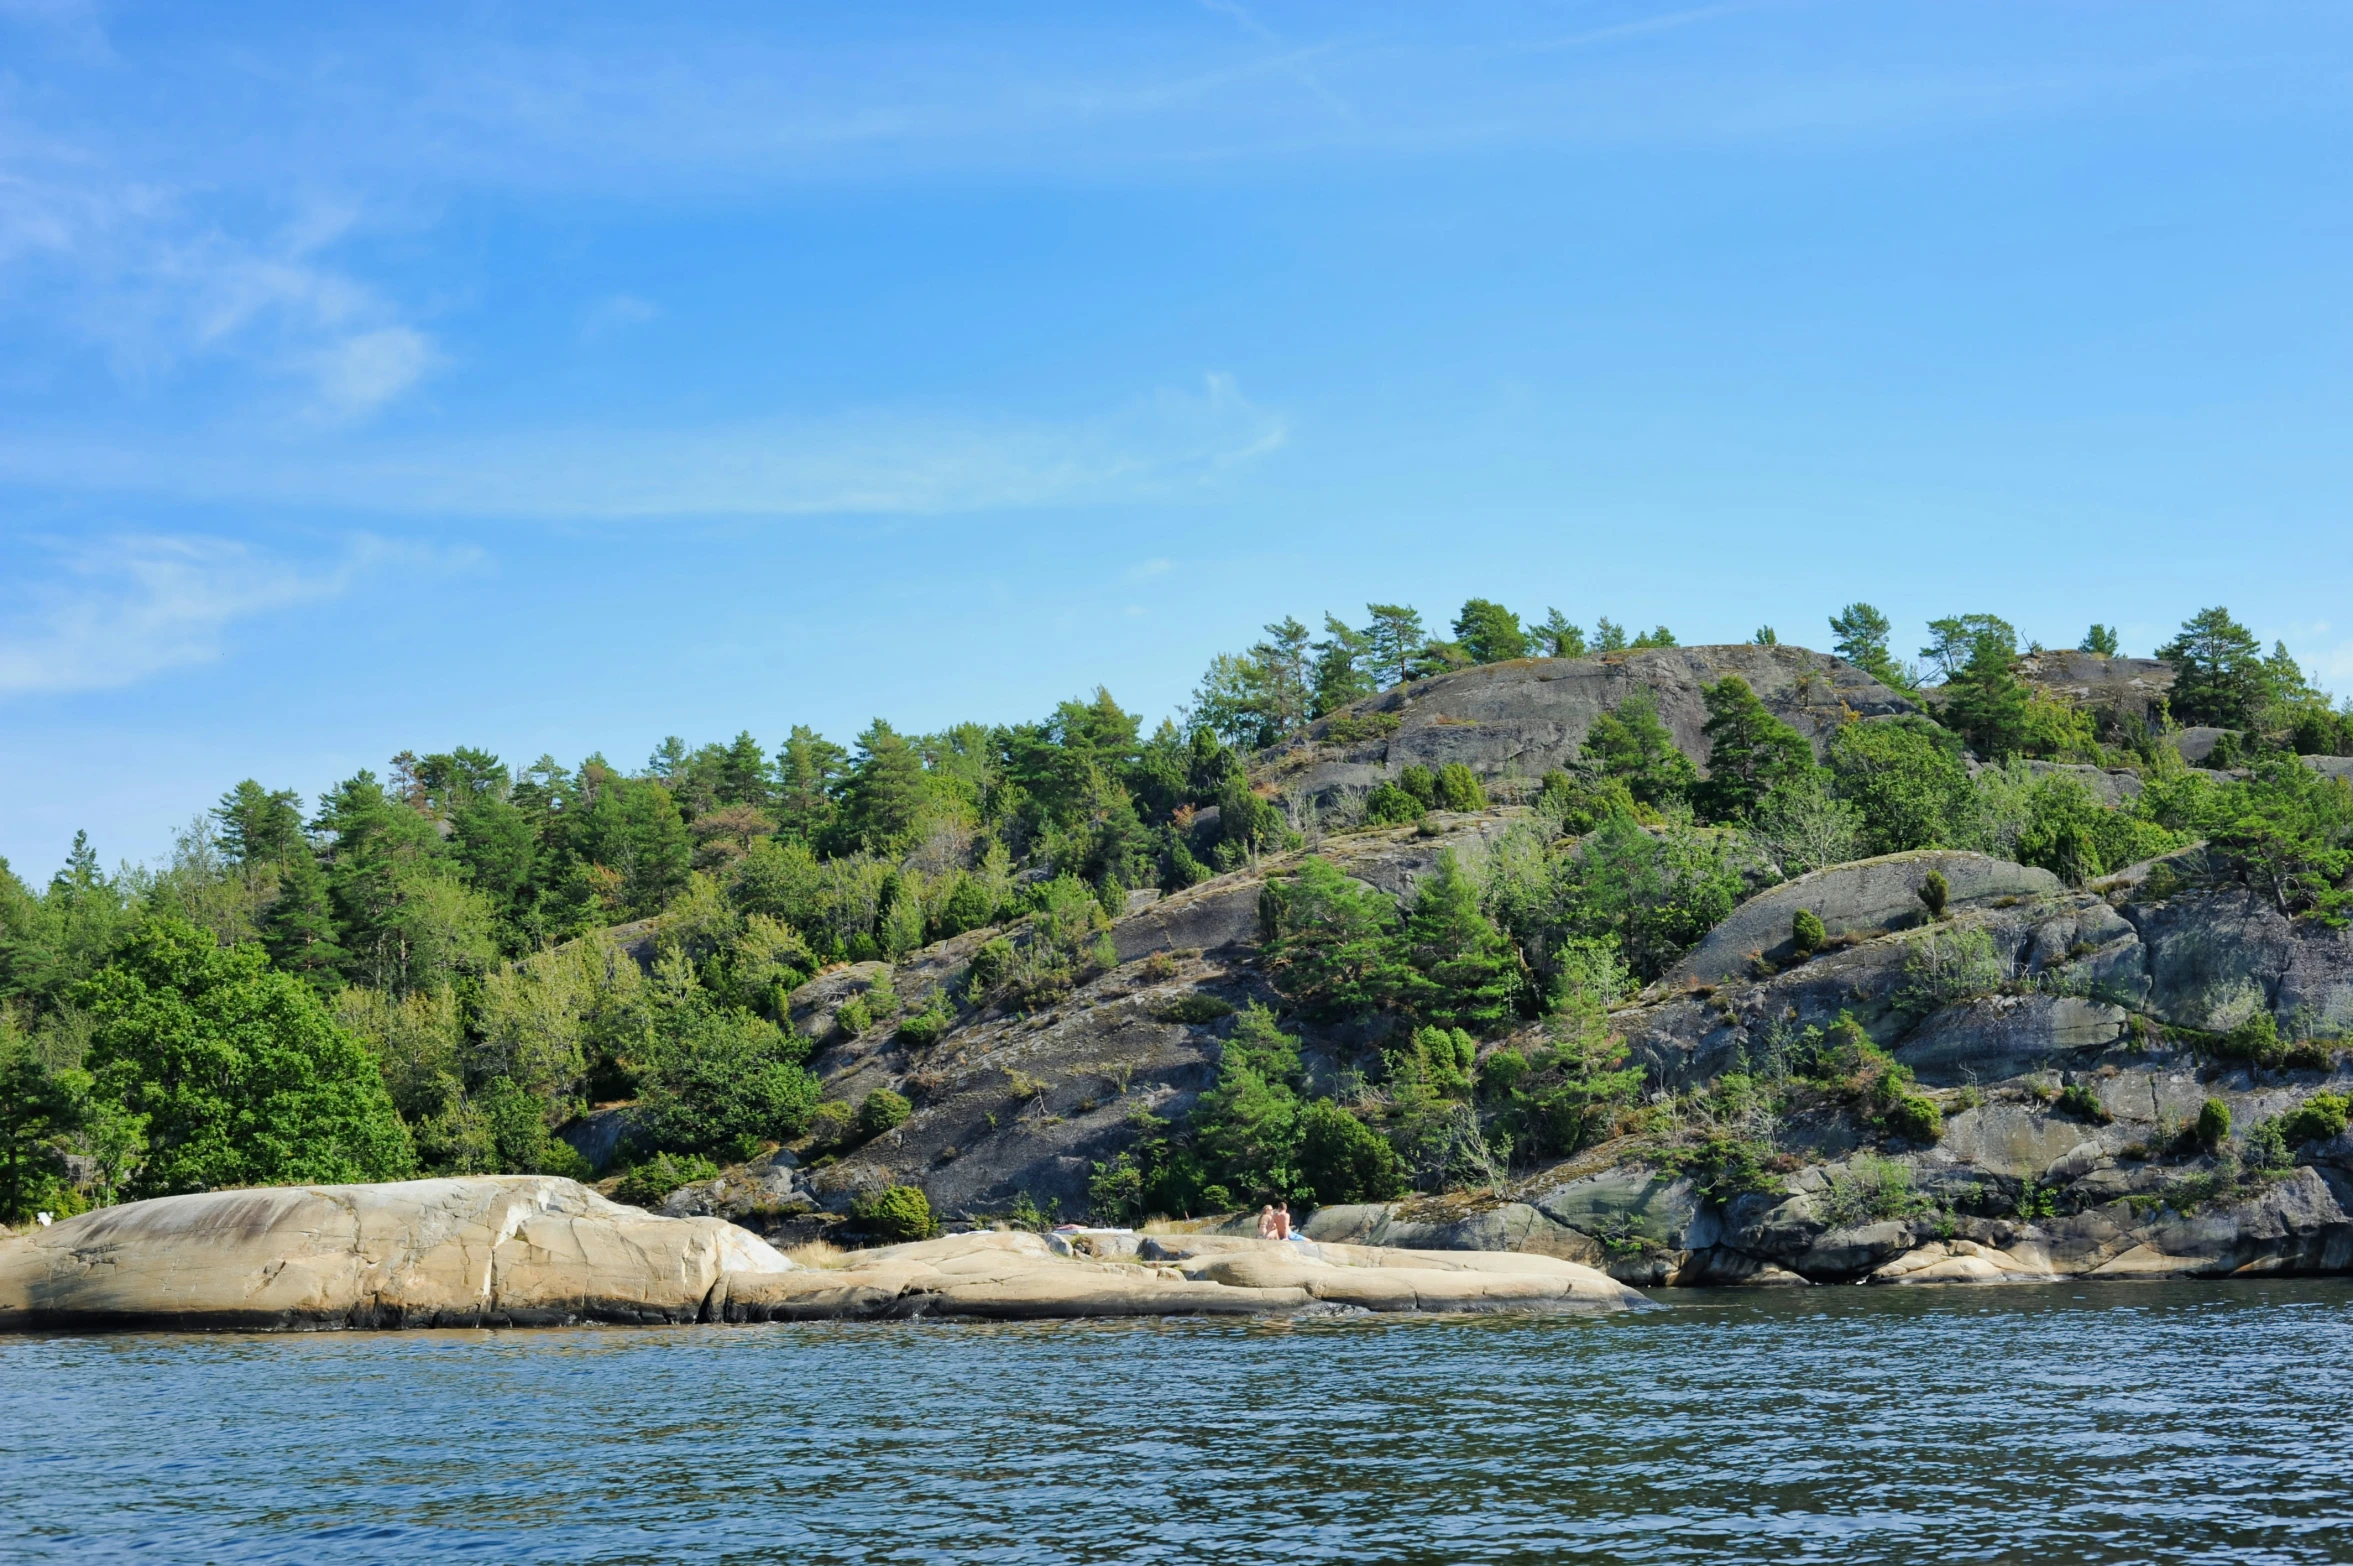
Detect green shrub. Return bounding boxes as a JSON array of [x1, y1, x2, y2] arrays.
[[1791, 908, 1826, 956], [1918, 869, 1949, 918], [857, 1089, 912, 1141], [1295, 1098, 1407, 1205], [1883, 1093, 1944, 1144], [896, 990, 956, 1048], [1155, 992, 1236, 1025], [2276, 1091, 2350, 1147], [1398, 764, 1440, 808], [1818, 1153, 1928, 1228], [635, 1002, 820, 1157], [804, 1099, 856, 1151], [966, 937, 1015, 998], [1435, 763, 1488, 812], [1362, 783, 1425, 825], [2213, 1010, 2284, 1067], [2245, 1117, 2292, 1173], [835, 993, 873, 1037], [613, 1151, 720, 1209], [539, 1138, 596, 1181], [2196, 1096, 2232, 1152], [850, 1184, 935, 1242], [1664, 1134, 1782, 1203], [2055, 1082, 2113, 1124], [1323, 712, 1402, 744]]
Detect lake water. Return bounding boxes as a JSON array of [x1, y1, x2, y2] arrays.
[[5, 1280, 2350, 1564]]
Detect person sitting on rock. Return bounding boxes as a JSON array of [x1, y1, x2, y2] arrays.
[[1272, 1202, 1294, 1242], [1256, 1205, 1278, 1240]]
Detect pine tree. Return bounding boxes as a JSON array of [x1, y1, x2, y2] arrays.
[[1453, 599, 1530, 664], [1828, 602, 1909, 689], [1363, 604, 1426, 688], [263, 849, 349, 993], [773, 726, 847, 845], [1536, 608, 1586, 659], [2079, 624, 2121, 657], [2160, 607, 2267, 728], [212, 781, 306, 865], [1309, 615, 1376, 717], [1398, 851, 1522, 1034], [1695, 675, 1816, 823], [1939, 634, 2034, 758], [715, 731, 772, 808], [1577, 691, 1696, 809]]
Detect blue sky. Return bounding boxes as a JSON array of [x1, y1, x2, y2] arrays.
[[4, 0, 2351, 878]]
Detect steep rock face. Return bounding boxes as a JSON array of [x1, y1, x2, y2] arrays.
[[1254, 645, 1914, 808], [795, 815, 1526, 1220], [0, 1177, 793, 1331], [1670, 850, 2062, 984]]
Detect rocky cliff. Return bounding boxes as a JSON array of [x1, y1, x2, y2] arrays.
[[1253, 645, 1916, 811], [768, 806, 2353, 1290]]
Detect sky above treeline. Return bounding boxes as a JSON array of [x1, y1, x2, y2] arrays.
[[3, 1, 2351, 878]]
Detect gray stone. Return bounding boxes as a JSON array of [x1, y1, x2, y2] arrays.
[[1528, 1168, 1700, 1250], [1795, 1221, 1918, 1282], [2132, 889, 2295, 1032], [1259, 645, 1914, 809], [1672, 851, 2061, 985], [1895, 995, 2128, 1084]]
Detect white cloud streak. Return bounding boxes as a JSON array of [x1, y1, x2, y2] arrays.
[[0, 374, 1289, 520], [0, 533, 399, 694]]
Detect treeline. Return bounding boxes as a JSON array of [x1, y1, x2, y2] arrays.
[[3, 597, 2350, 1226]]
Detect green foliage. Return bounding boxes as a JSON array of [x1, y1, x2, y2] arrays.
[[1453, 598, 1531, 664], [1154, 992, 1236, 1025], [1535, 608, 1586, 659], [2161, 606, 2268, 729], [1478, 996, 1643, 1160], [895, 989, 956, 1048], [1695, 675, 1816, 823], [1939, 633, 2034, 759], [1664, 1134, 1782, 1203], [1434, 763, 1488, 813], [2010, 774, 2183, 885], [1578, 691, 1697, 811], [2081, 624, 2121, 657], [1919, 869, 1949, 918], [1509, 813, 1748, 982], [1310, 615, 1378, 719], [2209, 758, 2353, 925], [79, 917, 414, 1198], [2209, 1009, 2284, 1068], [1920, 614, 2018, 682], [1828, 602, 1910, 690], [1818, 1154, 1929, 1228], [1829, 717, 1971, 855], [849, 1184, 935, 1241], [1883, 1092, 1943, 1144], [1362, 782, 1425, 825], [1791, 907, 1826, 956], [2276, 1091, 2350, 1147], [2244, 1116, 2292, 1173], [2196, 1096, 2232, 1152], [1396, 851, 1524, 1033], [0, 1033, 90, 1224], [1295, 1097, 1408, 1204], [857, 1088, 912, 1141], [612, 1150, 720, 1209], [634, 1002, 817, 1158], [2055, 1082, 2113, 1124], [1897, 925, 2002, 1010]]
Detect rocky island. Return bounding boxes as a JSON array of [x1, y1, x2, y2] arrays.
[[8, 602, 2353, 1326]]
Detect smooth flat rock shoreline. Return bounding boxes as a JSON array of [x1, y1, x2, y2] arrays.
[[0, 1178, 1651, 1333]]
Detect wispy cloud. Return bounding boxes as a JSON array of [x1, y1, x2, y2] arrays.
[[582, 292, 659, 340], [0, 533, 414, 694], [0, 373, 1290, 520]]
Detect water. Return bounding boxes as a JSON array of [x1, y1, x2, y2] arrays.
[[5, 1280, 2351, 1564]]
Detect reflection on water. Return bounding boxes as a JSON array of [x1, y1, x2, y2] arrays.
[[6, 1280, 2353, 1564]]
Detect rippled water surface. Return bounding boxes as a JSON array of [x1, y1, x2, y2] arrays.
[[7, 1280, 2353, 1564]]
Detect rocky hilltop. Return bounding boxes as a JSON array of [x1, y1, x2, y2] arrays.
[[1256, 645, 1917, 809]]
